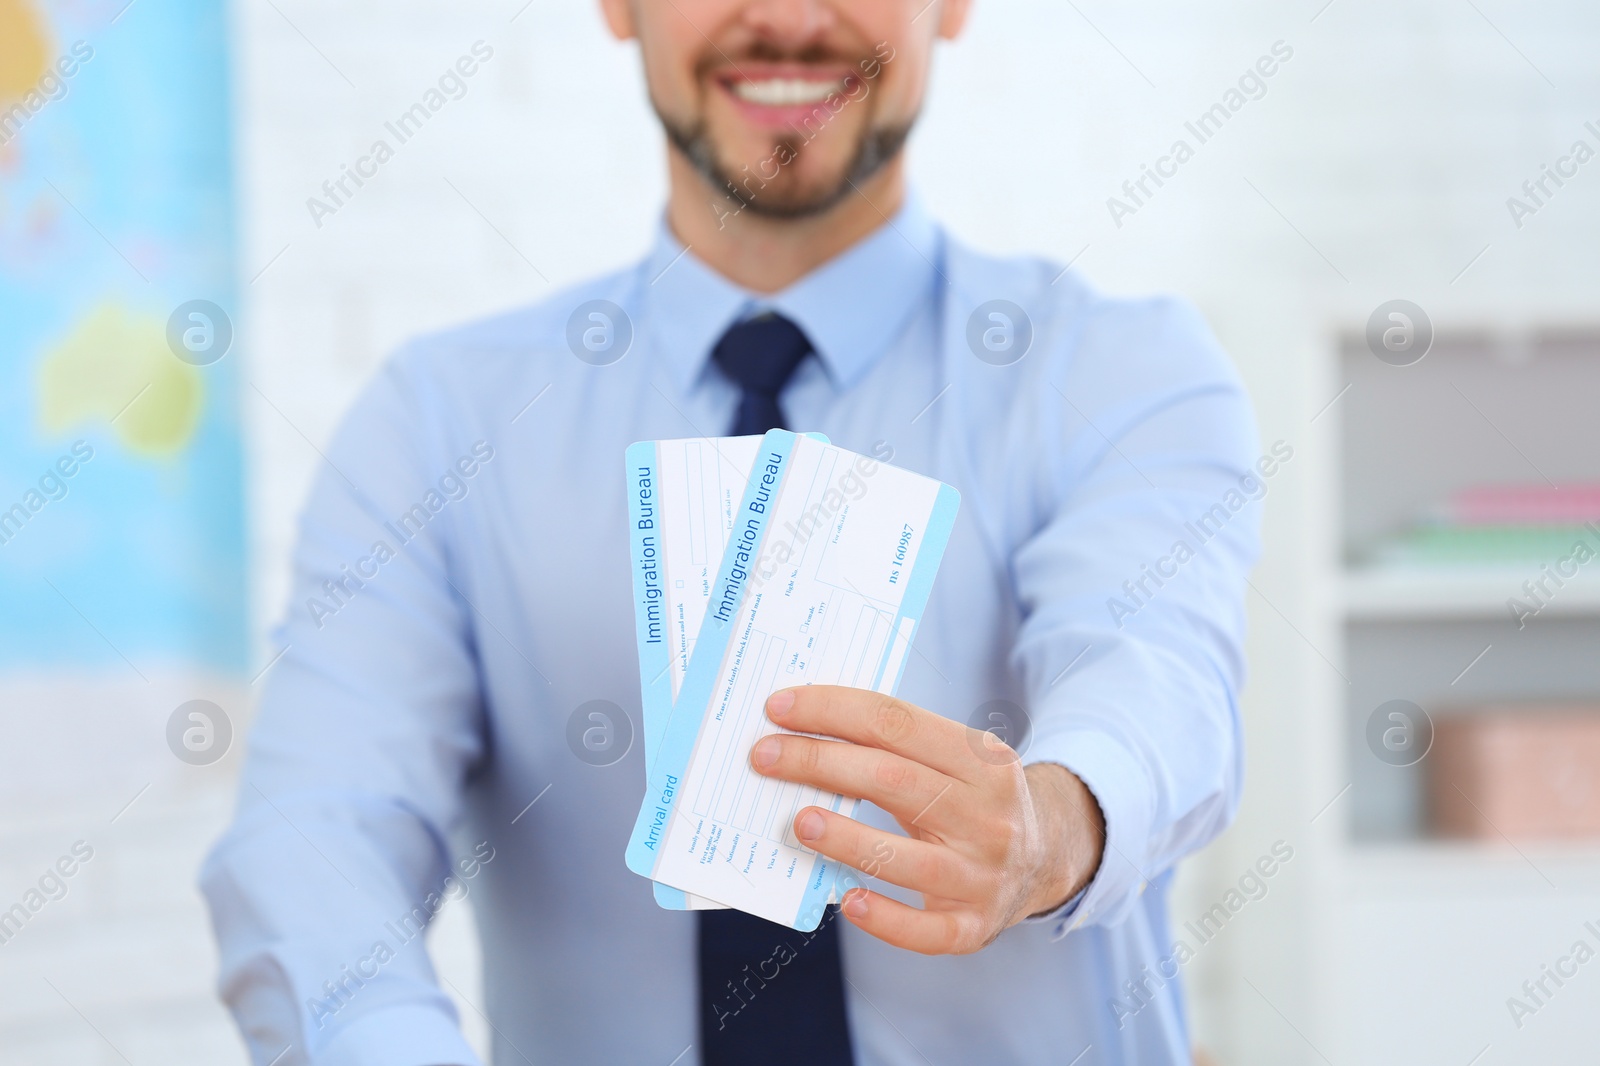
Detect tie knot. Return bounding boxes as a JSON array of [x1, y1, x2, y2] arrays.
[[711, 313, 813, 398]]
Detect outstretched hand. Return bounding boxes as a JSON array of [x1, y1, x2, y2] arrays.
[[749, 686, 1105, 955]]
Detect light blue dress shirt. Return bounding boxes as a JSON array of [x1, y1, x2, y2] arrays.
[[202, 194, 1260, 1066]]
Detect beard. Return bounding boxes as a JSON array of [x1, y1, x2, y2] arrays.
[[658, 106, 913, 220]]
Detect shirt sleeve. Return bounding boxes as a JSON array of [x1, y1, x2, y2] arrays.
[[1011, 295, 1264, 936], [200, 350, 487, 1066]]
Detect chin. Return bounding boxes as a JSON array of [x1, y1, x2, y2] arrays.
[[713, 153, 857, 217], [660, 99, 906, 220]]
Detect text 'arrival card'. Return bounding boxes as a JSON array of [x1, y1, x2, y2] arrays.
[[626, 429, 960, 930]]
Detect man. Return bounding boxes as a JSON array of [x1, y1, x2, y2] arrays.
[[203, 1, 1260, 1063]]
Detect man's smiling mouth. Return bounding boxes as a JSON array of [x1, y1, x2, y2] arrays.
[[727, 77, 847, 107]]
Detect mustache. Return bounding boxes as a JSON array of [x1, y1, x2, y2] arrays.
[[697, 40, 870, 75]]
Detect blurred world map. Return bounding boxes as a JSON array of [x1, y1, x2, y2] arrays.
[[0, 0, 245, 675]]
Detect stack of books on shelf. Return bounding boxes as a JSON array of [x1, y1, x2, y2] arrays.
[[1366, 483, 1600, 567]]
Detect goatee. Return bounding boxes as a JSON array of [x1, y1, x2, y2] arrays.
[[659, 112, 912, 219]]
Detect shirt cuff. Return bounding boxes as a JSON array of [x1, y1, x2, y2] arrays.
[[312, 1004, 481, 1066], [1020, 884, 1087, 929], [1023, 728, 1156, 938]]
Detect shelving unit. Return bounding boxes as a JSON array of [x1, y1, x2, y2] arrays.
[[1308, 328, 1600, 1064], [1345, 840, 1600, 894], [1341, 565, 1600, 620]]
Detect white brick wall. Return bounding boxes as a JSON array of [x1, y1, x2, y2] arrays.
[[0, 677, 251, 1065], [0, 674, 487, 1065], [8, 1, 1598, 1062]]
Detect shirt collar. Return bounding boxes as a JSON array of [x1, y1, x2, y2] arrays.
[[642, 192, 942, 396]]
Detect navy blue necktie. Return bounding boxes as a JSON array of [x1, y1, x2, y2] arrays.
[[699, 312, 855, 1065], [712, 312, 814, 438]]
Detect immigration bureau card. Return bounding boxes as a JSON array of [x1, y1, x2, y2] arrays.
[[625, 434, 826, 911], [626, 430, 960, 931]]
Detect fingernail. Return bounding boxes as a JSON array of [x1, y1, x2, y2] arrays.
[[766, 689, 795, 719], [751, 735, 782, 769], [844, 890, 868, 918], [796, 809, 825, 841]]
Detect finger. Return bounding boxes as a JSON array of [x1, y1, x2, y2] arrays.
[[750, 731, 965, 832], [791, 806, 981, 901], [838, 888, 989, 956], [766, 686, 977, 780]]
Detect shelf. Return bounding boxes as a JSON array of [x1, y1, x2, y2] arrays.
[[1344, 839, 1600, 897], [1340, 565, 1600, 620]]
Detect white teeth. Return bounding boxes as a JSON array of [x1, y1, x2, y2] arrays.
[[731, 78, 843, 106]]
